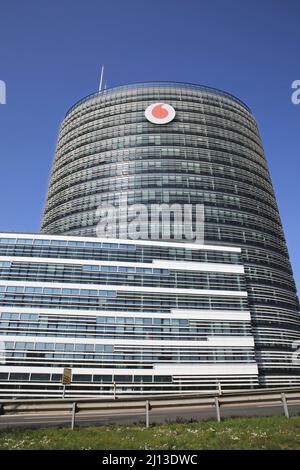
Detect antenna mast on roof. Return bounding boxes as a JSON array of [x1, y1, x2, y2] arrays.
[[99, 65, 104, 92]]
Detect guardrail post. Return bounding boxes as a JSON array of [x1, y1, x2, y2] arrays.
[[71, 402, 77, 430], [281, 393, 290, 419], [145, 400, 150, 428], [214, 396, 221, 422]]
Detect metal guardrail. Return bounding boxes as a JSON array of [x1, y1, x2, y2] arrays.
[[1, 385, 300, 406], [0, 387, 300, 429]]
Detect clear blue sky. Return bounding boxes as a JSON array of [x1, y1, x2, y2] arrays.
[[0, 0, 299, 291]]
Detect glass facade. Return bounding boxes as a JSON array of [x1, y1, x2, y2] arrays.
[[40, 82, 300, 391], [0, 234, 258, 397]]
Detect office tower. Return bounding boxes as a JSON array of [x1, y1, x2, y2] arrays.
[[0, 82, 298, 397]]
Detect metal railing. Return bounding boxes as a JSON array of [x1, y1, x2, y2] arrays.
[[1, 386, 300, 429]]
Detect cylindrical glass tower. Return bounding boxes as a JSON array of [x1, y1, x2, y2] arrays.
[[41, 82, 300, 387]]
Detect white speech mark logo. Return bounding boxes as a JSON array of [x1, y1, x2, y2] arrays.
[[145, 103, 176, 124]]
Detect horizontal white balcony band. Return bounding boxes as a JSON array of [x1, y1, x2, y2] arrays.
[[0, 233, 242, 253], [1, 334, 255, 347], [152, 260, 244, 273], [0, 256, 245, 274], [170, 309, 251, 320], [0, 306, 251, 321], [207, 337, 254, 346], [0, 280, 248, 297], [153, 363, 259, 375], [0, 364, 259, 376]]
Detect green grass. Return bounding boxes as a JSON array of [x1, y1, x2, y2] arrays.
[[1, 415, 300, 450]]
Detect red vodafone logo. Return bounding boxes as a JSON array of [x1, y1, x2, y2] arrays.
[[145, 103, 176, 124]]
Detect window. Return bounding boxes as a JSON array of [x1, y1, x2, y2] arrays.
[[10, 373, 29, 381], [114, 375, 132, 382], [31, 374, 50, 382], [73, 374, 92, 382]]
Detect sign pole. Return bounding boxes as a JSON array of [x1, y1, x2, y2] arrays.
[[61, 368, 72, 399]]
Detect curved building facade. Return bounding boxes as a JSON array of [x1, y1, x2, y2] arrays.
[[39, 82, 300, 389]]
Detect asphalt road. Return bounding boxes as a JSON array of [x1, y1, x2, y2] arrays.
[[1, 401, 300, 430]]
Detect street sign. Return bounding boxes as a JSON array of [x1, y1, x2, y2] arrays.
[[62, 367, 72, 385]]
